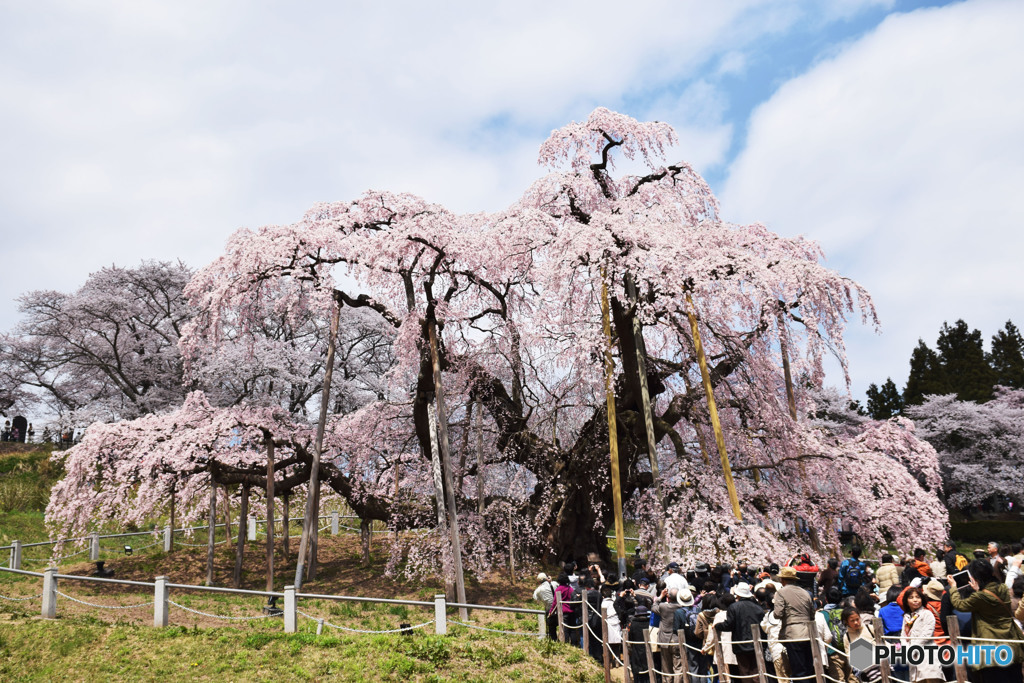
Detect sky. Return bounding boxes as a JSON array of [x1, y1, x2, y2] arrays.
[[1, 0, 1020, 403]]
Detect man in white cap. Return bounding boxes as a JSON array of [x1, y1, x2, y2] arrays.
[[533, 572, 555, 615], [665, 561, 690, 593], [716, 582, 765, 678]]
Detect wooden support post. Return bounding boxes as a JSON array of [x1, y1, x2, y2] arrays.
[[946, 615, 968, 683], [222, 483, 232, 545], [715, 637, 730, 683], [282, 493, 290, 558], [601, 269, 627, 579], [426, 316, 468, 622], [686, 292, 742, 521], [752, 625, 768, 683], [233, 484, 249, 588], [644, 628, 658, 682], [508, 506, 515, 584], [581, 589, 590, 655], [679, 635, 692, 683], [602, 609, 612, 683], [359, 518, 371, 566], [555, 592, 565, 643], [426, 404, 454, 600], [872, 617, 891, 683], [168, 482, 176, 553], [265, 439, 275, 593], [294, 298, 340, 589], [206, 478, 216, 586], [623, 628, 633, 683], [810, 633, 826, 683], [475, 400, 485, 515]]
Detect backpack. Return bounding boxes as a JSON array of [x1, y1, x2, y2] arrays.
[[953, 554, 969, 572], [570, 587, 584, 618], [679, 605, 702, 640], [843, 560, 865, 593], [820, 607, 845, 648]]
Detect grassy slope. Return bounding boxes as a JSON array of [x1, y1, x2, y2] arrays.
[[0, 446, 605, 682]]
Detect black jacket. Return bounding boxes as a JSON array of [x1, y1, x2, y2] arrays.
[[716, 597, 765, 653]]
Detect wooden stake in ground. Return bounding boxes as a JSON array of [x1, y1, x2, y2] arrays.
[[426, 317, 468, 621], [600, 269, 627, 579], [206, 475, 217, 586], [360, 518, 371, 566], [233, 484, 249, 588], [168, 481, 176, 554], [282, 493, 290, 558], [475, 400, 485, 515], [686, 292, 742, 522], [265, 438, 275, 592], [222, 484, 232, 545], [294, 298, 341, 589]]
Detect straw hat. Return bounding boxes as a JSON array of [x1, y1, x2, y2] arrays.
[[778, 566, 798, 580]]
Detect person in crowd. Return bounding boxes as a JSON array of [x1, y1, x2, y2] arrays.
[[898, 586, 942, 683], [664, 561, 689, 592], [760, 592, 790, 683], [948, 559, 1024, 683], [628, 604, 652, 683], [585, 588, 604, 663], [819, 558, 840, 600], [1005, 543, 1024, 590], [854, 586, 878, 621], [675, 588, 707, 680], [922, 579, 949, 644], [903, 548, 934, 585], [930, 549, 948, 580], [878, 585, 906, 636], [716, 582, 765, 678], [839, 546, 869, 598], [533, 572, 556, 619], [1010, 576, 1024, 618], [819, 587, 848, 683], [876, 554, 901, 594], [842, 607, 881, 683], [601, 585, 623, 662], [774, 566, 816, 681], [635, 577, 656, 604], [550, 572, 575, 642], [655, 587, 682, 680], [988, 542, 1008, 579], [632, 557, 649, 585], [793, 553, 820, 573]]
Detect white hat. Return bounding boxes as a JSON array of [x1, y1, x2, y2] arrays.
[[733, 582, 753, 599], [678, 589, 695, 607], [538, 572, 549, 581]]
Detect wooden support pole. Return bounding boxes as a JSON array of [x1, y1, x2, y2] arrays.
[[233, 484, 249, 588], [556, 592, 565, 643], [167, 482, 176, 554], [426, 315, 468, 621], [601, 269, 627, 578], [946, 615, 968, 683], [686, 292, 742, 521], [582, 589, 591, 655], [715, 637, 730, 683], [644, 629, 658, 682], [282, 493, 290, 558], [752, 625, 768, 683], [872, 617, 891, 683], [426, 403, 454, 601], [294, 298, 341, 589], [810, 631, 826, 683], [265, 439, 275, 593], [475, 401, 485, 516], [206, 477, 216, 586], [602, 609, 612, 683], [623, 627, 632, 683], [222, 483, 232, 545]]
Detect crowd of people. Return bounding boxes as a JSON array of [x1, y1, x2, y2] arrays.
[[532, 541, 1024, 683]]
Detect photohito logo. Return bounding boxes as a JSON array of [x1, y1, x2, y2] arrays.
[[850, 641, 1014, 670]]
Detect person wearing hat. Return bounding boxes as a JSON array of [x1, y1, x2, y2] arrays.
[[655, 588, 684, 680], [922, 579, 949, 645], [665, 561, 690, 593], [716, 582, 766, 678], [533, 572, 556, 619], [773, 566, 816, 681], [628, 604, 653, 683]]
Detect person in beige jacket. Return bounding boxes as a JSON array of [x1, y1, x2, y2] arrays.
[[773, 567, 816, 681], [876, 554, 900, 594]]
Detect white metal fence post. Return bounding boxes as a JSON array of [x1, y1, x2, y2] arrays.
[[89, 532, 99, 561], [284, 585, 296, 633], [41, 567, 57, 618], [330, 512, 339, 536], [10, 540, 21, 570], [163, 525, 172, 553], [248, 517, 256, 541], [434, 594, 447, 635], [154, 576, 169, 627]]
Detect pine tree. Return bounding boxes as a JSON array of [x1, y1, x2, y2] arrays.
[[989, 320, 1024, 389], [903, 340, 948, 405], [866, 377, 904, 419], [936, 320, 996, 402]]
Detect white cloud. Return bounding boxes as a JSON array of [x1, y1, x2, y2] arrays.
[[720, 0, 1024, 398]]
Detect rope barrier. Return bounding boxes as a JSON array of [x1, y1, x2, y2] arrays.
[[451, 620, 540, 637], [176, 539, 229, 547], [296, 609, 432, 633], [56, 590, 153, 610], [955, 635, 1024, 644], [562, 622, 583, 630], [0, 592, 42, 602], [21, 547, 90, 563], [169, 600, 277, 621], [728, 674, 762, 679]]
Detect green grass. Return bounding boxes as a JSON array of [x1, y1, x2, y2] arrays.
[[0, 612, 602, 682]]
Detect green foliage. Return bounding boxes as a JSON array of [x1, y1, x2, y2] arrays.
[[990, 321, 1024, 389], [951, 520, 1024, 544], [936, 320, 996, 402], [866, 378, 904, 419], [903, 339, 949, 405], [0, 447, 61, 513]]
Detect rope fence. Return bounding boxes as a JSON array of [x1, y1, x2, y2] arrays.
[[56, 591, 153, 610], [0, 592, 41, 602], [169, 600, 276, 621]]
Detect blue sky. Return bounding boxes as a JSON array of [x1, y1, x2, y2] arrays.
[[1, 0, 1020, 405]]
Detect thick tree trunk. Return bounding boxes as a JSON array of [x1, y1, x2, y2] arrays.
[[233, 484, 249, 588]]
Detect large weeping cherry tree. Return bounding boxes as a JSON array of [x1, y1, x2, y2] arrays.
[[46, 109, 948, 577]]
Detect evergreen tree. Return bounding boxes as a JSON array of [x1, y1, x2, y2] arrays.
[[990, 320, 1024, 389], [936, 320, 996, 402], [866, 377, 903, 419], [903, 340, 948, 405]]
